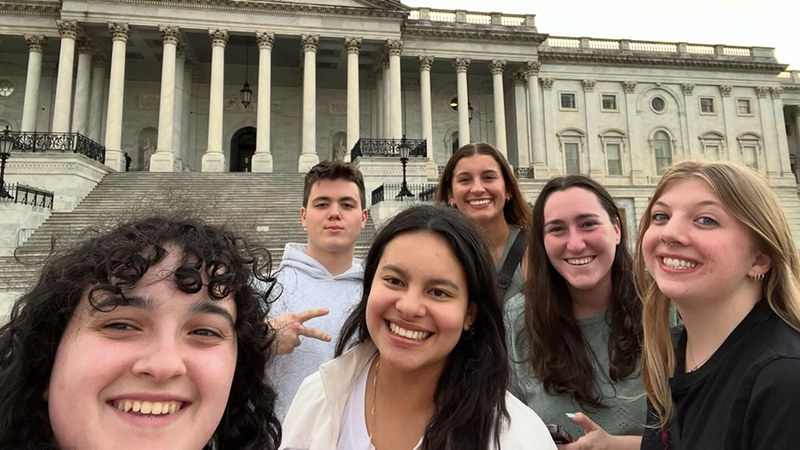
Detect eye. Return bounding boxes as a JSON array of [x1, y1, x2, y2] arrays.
[[457, 177, 471, 184], [342, 203, 355, 209], [696, 216, 719, 227], [383, 276, 404, 287], [546, 226, 564, 234], [103, 321, 138, 331], [191, 328, 223, 338], [315, 202, 328, 208], [581, 221, 599, 229], [652, 212, 669, 222], [429, 288, 451, 299]]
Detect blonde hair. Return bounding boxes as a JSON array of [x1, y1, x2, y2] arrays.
[[633, 160, 800, 428]]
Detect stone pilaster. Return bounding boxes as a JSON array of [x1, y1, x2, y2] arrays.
[[525, 60, 547, 177]]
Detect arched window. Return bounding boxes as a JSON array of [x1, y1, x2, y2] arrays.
[[653, 131, 673, 175]]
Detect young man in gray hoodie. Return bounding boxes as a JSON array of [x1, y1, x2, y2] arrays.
[[270, 160, 368, 421]]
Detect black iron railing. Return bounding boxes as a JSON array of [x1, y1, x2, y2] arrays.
[[514, 167, 534, 179], [351, 138, 427, 162], [419, 185, 437, 201], [0, 183, 54, 209], [10, 131, 105, 163], [372, 183, 438, 205]]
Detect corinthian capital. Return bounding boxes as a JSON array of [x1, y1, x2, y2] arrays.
[[25, 35, 47, 52], [622, 80, 637, 93], [513, 71, 527, 85], [756, 86, 770, 98], [770, 86, 783, 98], [57, 20, 79, 39], [454, 57, 471, 73], [524, 60, 541, 76], [540, 77, 555, 90], [108, 23, 130, 42], [159, 26, 180, 46], [718, 84, 732, 97], [681, 83, 695, 95], [208, 29, 229, 48], [419, 56, 434, 71], [301, 34, 319, 53], [344, 37, 362, 54], [489, 59, 506, 75], [256, 31, 275, 50], [582, 79, 596, 92], [385, 39, 403, 56], [76, 36, 93, 54]]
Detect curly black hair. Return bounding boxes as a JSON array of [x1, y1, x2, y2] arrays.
[[0, 217, 281, 450]]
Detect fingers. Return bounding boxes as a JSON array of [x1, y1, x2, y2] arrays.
[[291, 307, 330, 323], [566, 412, 599, 434], [296, 325, 332, 342]]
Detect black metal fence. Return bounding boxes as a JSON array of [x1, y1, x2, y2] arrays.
[[514, 167, 534, 179], [10, 131, 105, 163], [351, 138, 427, 161], [0, 183, 54, 209], [371, 183, 439, 205], [419, 185, 437, 201]]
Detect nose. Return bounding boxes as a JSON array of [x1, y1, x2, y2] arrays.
[[395, 290, 425, 320], [327, 204, 342, 220], [658, 215, 687, 247], [565, 229, 587, 253], [131, 331, 188, 381], [469, 180, 486, 195]]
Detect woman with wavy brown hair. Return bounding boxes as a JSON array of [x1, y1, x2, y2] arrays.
[[506, 175, 645, 449]]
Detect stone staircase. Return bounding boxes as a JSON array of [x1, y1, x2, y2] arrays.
[[0, 172, 377, 300]]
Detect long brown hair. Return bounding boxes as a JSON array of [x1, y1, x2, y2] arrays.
[[523, 175, 642, 409], [436, 143, 531, 229]]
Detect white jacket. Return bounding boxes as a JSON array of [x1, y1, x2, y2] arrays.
[[280, 342, 557, 450]]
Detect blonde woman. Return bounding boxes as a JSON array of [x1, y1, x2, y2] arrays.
[[634, 161, 800, 449]]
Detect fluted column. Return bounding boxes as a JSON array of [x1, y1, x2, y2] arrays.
[[202, 29, 228, 172], [21, 35, 47, 132], [52, 20, 79, 133], [419, 56, 437, 177], [375, 68, 384, 138], [181, 62, 195, 171], [88, 58, 106, 142], [252, 31, 275, 172], [71, 37, 93, 135], [150, 26, 180, 172], [387, 40, 403, 139], [513, 72, 530, 167], [526, 61, 546, 176], [299, 34, 320, 172], [454, 57, 471, 147], [104, 23, 130, 171], [171, 44, 186, 170], [490, 59, 507, 158], [381, 58, 390, 138], [345, 37, 362, 161]]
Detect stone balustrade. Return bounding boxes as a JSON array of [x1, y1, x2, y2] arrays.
[[541, 36, 778, 60], [408, 8, 535, 28], [779, 71, 800, 84]]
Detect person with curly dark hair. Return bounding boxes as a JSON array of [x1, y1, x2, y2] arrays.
[[0, 217, 281, 450]]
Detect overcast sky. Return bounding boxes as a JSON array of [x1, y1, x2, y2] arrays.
[[404, 0, 796, 70]]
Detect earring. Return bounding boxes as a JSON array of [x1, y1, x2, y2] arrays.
[[462, 327, 475, 340], [749, 272, 765, 282]]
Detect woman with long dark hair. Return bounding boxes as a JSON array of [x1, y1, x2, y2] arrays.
[[280, 204, 555, 449], [506, 175, 645, 449], [0, 217, 281, 450]]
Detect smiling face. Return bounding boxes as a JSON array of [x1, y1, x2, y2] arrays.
[[641, 178, 768, 307], [448, 154, 510, 227], [301, 178, 368, 260], [48, 247, 238, 450], [543, 187, 621, 298], [366, 231, 476, 376]]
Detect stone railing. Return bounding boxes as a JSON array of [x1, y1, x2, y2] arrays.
[[408, 8, 535, 28], [541, 36, 777, 60], [779, 71, 800, 84]]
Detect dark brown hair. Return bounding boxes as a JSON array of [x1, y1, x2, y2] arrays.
[[435, 143, 531, 229], [303, 160, 366, 209], [522, 175, 641, 409]]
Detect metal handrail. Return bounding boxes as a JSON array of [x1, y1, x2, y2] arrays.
[[9, 131, 105, 163], [0, 183, 55, 209], [351, 138, 427, 162]]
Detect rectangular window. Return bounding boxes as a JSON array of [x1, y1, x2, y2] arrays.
[[705, 144, 720, 161], [654, 142, 672, 175], [743, 145, 758, 169], [737, 98, 753, 115], [565, 142, 580, 174], [606, 143, 622, 175], [601, 94, 617, 111], [560, 93, 577, 110], [700, 97, 716, 114]]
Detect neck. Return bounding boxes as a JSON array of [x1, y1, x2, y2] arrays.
[[373, 355, 439, 419], [568, 275, 612, 320], [304, 244, 354, 276], [478, 217, 512, 263]]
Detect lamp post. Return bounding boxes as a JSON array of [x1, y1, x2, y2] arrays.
[[240, 37, 252, 109], [396, 135, 414, 199], [0, 126, 13, 199]]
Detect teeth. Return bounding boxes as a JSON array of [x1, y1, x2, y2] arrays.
[[468, 199, 491, 206], [112, 400, 184, 415], [389, 322, 431, 341], [566, 257, 594, 265], [663, 257, 696, 269]]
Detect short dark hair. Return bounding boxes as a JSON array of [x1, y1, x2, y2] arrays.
[[303, 160, 366, 209], [336, 204, 509, 450], [0, 217, 281, 450]]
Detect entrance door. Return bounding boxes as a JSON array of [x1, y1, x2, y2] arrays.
[[230, 127, 256, 172]]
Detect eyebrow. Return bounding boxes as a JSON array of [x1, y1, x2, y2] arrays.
[[92, 295, 235, 327], [311, 195, 358, 203], [544, 213, 601, 227], [381, 264, 461, 292], [190, 300, 236, 328], [455, 169, 499, 177], [653, 199, 723, 209]]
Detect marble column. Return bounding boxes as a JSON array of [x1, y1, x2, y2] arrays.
[[490, 59, 508, 158], [419, 56, 437, 177], [21, 35, 47, 132], [525, 61, 546, 177], [375, 68, 384, 138], [299, 34, 320, 172], [150, 26, 180, 172], [71, 37, 93, 135], [104, 23, 130, 172], [202, 29, 228, 172], [454, 57, 471, 147], [171, 44, 186, 170], [252, 31, 275, 172], [513, 72, 530, 168], [382, 58, 390, 138], [88, 59, 106, 142], [387, 40, 403, 139], [344, 37, 362, 161], [181, 62, 195, 171], [52, 20, 79, 133]]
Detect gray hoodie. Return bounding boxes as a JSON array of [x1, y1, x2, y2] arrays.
[[269, 243, 364, 422]]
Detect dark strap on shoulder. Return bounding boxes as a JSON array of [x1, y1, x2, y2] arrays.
[[497, 231, 527, 291]]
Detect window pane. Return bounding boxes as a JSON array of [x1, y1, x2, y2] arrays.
[[565, 142, 580, 174], [607, 143, 622, 175], [654, 132, 672, 175], [743, 145, 758, 169], [705, 144, 719, 160], [602, 95, 617, 110], [651, 97, 666, 112], [737, 99, 751, 115], [700, 98, 715, 113], [561, 93, 576, 109]]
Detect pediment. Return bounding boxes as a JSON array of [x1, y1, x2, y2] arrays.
[[279, 0, 407, 10]]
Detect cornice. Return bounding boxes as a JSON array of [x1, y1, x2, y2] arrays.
[[403, 22, 548, 44], [0, 1, 60, 16], [538, 50, 788, 74]]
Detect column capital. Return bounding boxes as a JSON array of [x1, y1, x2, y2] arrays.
[[454, 57, 471, 73], [159, 26, 180, 46], [419, 55, 434, 71], [257, 31, 275, 50], [301, 34, 319, 53], [92, 55, 109, 69], [77, 36, 93, 54], [208, 29, 229, 48], [108, 23, 130, 42], [344, 36, 362, 54], [718, 84, 732, 97], [176, 42, 187, 58], [770, 86, 783, 98], [57, 20, 80, 39], [489, 59, 506, 75], [385, 39, 403, 56], [513, 71, 527, 85], [622, 80, 638, 93], [25, 35, 47, 52], [756, 86, 770, 98], [540, 77, 555, 90], [681, 82, 695, 95], [524, 60, 541, 76], [582, 79, 596, 92]]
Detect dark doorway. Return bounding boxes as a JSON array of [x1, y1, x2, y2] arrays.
[[230, 127, 256, 172]]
